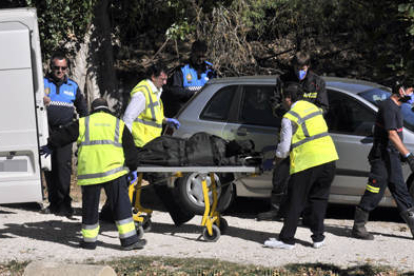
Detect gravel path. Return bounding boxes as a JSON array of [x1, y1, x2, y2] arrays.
[[1, 203, 414, 272]]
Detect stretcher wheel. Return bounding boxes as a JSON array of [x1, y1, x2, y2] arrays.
[[202, 224, 220, 242], [135, 223, 144, 239], [217, 218, 228, 234], [143, 219, 152, 232]]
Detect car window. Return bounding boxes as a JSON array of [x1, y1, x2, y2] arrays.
[[239, 85, 279, 127], [200, 85, 237, 121], [359, 88, 414, 133], [326, 90, 375, 136]]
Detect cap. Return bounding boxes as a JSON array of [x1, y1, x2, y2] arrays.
[[91, 98, 110, 112]]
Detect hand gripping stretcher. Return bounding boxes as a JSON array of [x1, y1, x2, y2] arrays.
[[128, 164, 261, 242]]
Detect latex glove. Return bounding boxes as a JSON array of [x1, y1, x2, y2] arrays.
[[261, 158, 274, 171], [165, 118, 180, 129], [40, 145, 53, 158], [128, 170, 138, 184], [407, 153, 414, 173]]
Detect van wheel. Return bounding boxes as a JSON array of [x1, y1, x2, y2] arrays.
[[176, 173, 234, 215], [407, 173, 414, 198]]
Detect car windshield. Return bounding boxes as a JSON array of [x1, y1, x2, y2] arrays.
[[359, 88, 414, 133]]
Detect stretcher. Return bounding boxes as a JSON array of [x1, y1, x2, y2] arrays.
[[128, 164, 261, 242]]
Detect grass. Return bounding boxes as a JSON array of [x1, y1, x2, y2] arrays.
[[1, 256, 408, 276]]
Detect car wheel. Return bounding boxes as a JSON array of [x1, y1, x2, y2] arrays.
[[176, 172, 234, 215], [407, 173, 414, 198]]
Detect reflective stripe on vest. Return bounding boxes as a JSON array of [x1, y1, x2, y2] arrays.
[[303, 92, 318, 99], [77, 113, 128, 185], [82, 223, 100, 242], [115, 217, 137, 239], [130, 80, 164, 147], [284, 100, 338, 174], [79, 116, 122, 147]]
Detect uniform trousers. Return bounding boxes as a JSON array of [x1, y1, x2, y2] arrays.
[[279, 161, 336, 245], [44, 143, 73, 209], [359, 151, 414, 213], [82, 175, 139, 247]]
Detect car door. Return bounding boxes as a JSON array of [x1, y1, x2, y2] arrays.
[[221, 85, 280, 194], [326, 89, 376, 198]]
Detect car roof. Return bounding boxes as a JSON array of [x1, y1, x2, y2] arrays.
[[207, 75, 390, 95]]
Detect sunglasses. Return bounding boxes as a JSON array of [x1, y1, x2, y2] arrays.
[[53, 66, 67, 71]]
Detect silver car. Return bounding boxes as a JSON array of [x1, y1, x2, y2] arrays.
[[165, 76, 414, 213]]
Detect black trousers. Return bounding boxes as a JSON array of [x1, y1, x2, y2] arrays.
[[359, 152, 414, 213], [82, 175, 138, 247], [44, 143, 73, 208], [271, 157, 291, 196], [279, 161, 336, 245]]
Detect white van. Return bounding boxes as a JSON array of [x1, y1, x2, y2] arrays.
[[0, 8, 50, 204]]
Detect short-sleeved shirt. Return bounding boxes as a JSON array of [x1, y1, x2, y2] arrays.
[[373, 97, 403, 150]]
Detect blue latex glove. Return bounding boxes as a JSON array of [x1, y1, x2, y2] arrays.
[[165, 118, 180, 129], [261, 158, 274, 171], [128, 170, 138, 184], [40, 145, 53, 158]]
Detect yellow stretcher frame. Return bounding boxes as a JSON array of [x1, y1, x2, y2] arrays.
[[129, 165, 260, 242]]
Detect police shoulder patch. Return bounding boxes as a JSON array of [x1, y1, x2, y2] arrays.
[[186, 73, 192, 82]]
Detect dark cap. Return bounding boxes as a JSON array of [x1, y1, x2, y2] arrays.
[[91, 98, 110, 112], [282, 82, 303, 103]]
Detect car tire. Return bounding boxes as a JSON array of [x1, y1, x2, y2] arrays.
[[176, 172, 234, 215]]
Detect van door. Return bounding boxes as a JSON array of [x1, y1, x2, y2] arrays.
[[0, 10, 47, 204]]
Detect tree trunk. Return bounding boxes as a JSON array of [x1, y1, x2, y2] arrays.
[[92, 0, 120, 115], [71, 24, 100, 111], [71, 0, 120, 115]]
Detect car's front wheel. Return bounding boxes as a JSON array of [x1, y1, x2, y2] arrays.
[[176, 172, 234, 215]]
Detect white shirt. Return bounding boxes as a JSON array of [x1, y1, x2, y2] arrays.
[[275, 102, 297, 159], [123, 79, 163, 131]]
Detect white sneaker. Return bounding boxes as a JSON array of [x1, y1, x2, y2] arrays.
[[313, 240, 325, 249], [264, 238, 295, 250]]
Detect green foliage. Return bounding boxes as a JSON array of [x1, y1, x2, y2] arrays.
[[0, 0, 97, 61]]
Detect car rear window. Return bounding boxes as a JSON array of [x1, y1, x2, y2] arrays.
[[359, 88, 414, 133]]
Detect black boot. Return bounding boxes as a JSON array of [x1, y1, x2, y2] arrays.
[[257, 194, 283, 221], [352, 206, 374, 240], [400, 207, 414, 239]]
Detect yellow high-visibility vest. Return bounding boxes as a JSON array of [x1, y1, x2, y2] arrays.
[[130, 80, 164, 147], [284, 100, 338, 174], [77, 112, 128, 185]]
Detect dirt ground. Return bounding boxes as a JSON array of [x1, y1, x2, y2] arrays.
[[1, 192, 414, 273]]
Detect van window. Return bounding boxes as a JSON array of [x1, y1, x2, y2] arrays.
[[200, 86, 237, 121], [239, 85, 279, 127], [326, 90, 375, 136]]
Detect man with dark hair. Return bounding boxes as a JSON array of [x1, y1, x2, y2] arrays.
[[162, 40, 217, 117], [258, 51, 329, 221], [264, 82, 338, 249], [275, 51, 329, 114], [123, 62, 180, 147], [42, 51, 88, 216], [40, 98, 146, 250], [352, 81, 414, 240]]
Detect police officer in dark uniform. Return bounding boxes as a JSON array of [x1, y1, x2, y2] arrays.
[[258, 51, 329, 221], [162, 40, 216, 118], [42, 51, 88, 216], [352, 81, 414, 240]]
